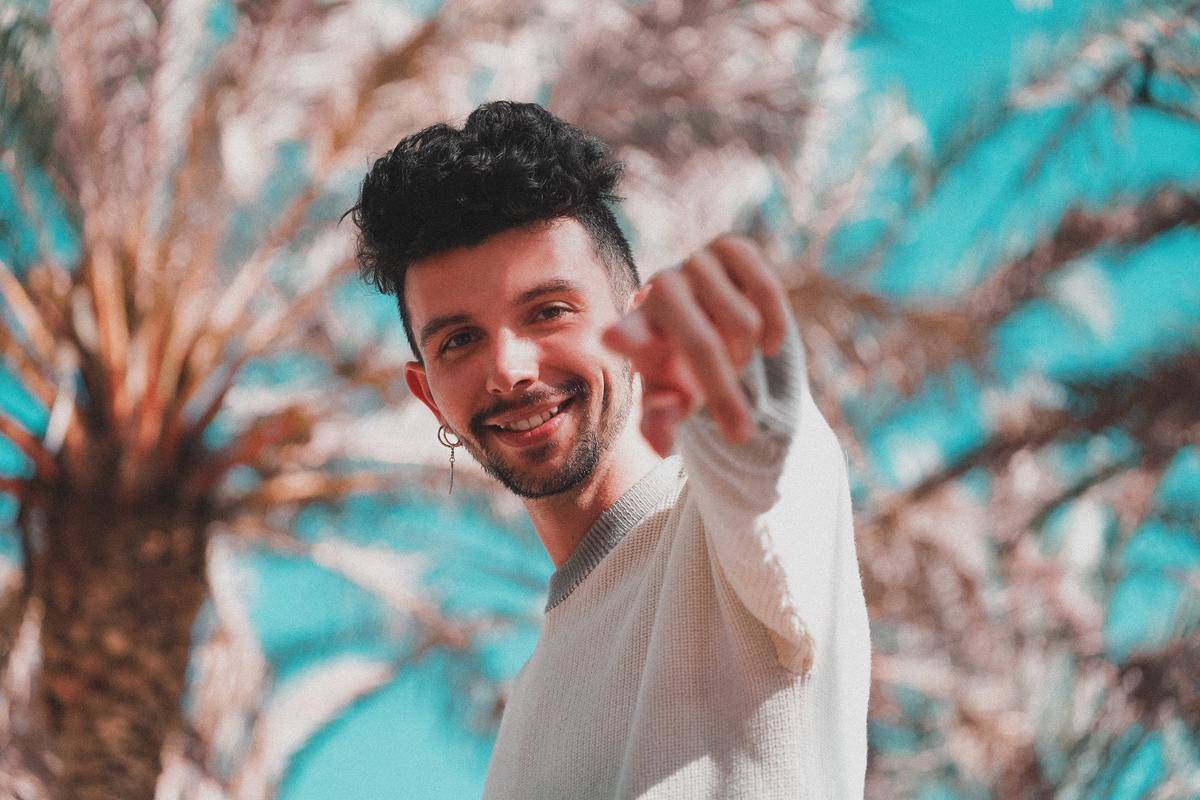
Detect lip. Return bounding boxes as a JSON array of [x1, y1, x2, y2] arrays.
[[488, 397, 574, 447], [487, 397, 572, 429]]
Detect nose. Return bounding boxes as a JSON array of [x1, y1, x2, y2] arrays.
[[486, 328, 539, 395]]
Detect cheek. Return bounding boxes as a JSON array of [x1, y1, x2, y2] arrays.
[[589, 345, 630, 403], [579, 341, 620, 388], [429, 372, 474, 423], [543, 334, 597, 373]]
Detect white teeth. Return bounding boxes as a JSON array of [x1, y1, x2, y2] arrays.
[[499, 404, 560, 432]]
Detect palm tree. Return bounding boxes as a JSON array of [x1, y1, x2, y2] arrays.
[[0, 1, 548, 796]]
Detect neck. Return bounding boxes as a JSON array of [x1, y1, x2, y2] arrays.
[[522, 409, 662, 570]]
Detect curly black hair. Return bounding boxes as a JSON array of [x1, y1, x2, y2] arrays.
[[346, 101, 640, 363]]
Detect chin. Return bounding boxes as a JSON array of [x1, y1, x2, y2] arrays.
[[484, 431, 601, 499]]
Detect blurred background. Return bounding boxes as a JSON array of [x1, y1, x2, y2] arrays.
[[0, 0, 1198, 797]]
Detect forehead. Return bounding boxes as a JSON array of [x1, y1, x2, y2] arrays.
[[405, 218, 610, 324]]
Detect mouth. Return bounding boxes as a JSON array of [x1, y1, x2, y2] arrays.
[[487, 396, 576, 447]]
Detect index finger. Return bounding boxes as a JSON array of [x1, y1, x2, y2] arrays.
[[601, 311, 702, 410], [707, 235, 791, 357]]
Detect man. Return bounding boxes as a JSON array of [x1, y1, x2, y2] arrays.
[[348, 101, 871, 798]]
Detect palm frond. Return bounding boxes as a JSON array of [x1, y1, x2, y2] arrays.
[[968, 188, 1200, 326], [0, 7, 64, 195], [0, 257, 57, 366], [47, 0, 158, 228]]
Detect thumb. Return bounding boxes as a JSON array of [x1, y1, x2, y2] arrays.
[[641, 390, 689, 456]]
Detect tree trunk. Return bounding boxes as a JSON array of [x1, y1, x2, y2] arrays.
[[26, 497, 210, 800]]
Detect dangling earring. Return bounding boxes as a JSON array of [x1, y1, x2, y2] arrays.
[[437, 423, 462, 495]]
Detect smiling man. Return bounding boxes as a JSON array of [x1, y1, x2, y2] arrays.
[[348, 101, 871, 799]]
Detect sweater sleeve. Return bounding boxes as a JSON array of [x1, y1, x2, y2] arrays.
[[673, 312, 851, 677]]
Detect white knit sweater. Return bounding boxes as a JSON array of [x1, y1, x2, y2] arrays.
[[482, 316, 872, 799]]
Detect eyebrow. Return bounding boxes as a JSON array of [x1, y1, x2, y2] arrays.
[[417, 278, 585, 352]]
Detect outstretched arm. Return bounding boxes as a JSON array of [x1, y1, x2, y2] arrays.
[[600, 236, 852, 676]]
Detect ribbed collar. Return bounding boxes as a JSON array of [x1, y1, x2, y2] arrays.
[[544, 455, 682, 613]]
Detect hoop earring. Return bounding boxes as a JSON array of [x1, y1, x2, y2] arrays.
[[437, 424, 462, 495]]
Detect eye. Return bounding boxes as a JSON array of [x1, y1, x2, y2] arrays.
[[440, 330, 477, 353], [534, 304, 571, 322]]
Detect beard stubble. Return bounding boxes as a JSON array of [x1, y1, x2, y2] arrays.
[[462, 361, 634, 499]]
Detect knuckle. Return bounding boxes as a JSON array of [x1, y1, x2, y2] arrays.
[[661, 265, 687, 286], [713, 233, 758, 265], [687, 328, 723, 361], [647, 270, 678, 299], [684, 252, 720, 286], [746, 268, 776, 296], [733, 303, 763, 338], [640, 282, 669, 313], [757, 285, 787, 328], [710, 232, 746, 252]]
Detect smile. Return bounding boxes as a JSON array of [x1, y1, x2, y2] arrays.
[[488, 397, 576, 445], [497, 404, 563, 431]]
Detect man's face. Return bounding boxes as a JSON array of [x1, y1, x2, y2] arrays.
[[404, 218, 636, 498]]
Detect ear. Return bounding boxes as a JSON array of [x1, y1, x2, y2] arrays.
[[404, 361, 446, 426]]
